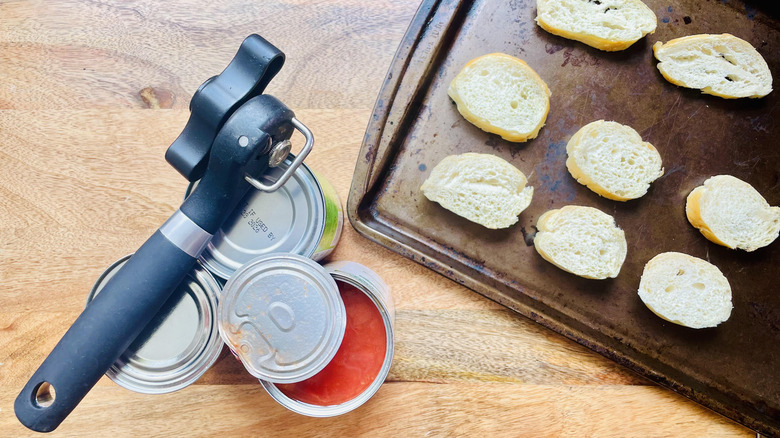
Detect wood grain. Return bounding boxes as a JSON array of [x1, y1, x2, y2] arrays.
[[0, 0, 754, 436], [0, 384, 750, 437]]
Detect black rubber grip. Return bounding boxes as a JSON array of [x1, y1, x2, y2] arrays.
[[165, 34, 285, 181], [14, 231, 196, 432]]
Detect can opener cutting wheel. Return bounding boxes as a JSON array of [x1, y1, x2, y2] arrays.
[[14, 35, 312, 433]]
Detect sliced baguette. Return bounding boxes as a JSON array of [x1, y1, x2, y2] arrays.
[[448, 53, 551, 142], [653, 33, 773, 98], [686, 175, 780, 251], [638, 252, 732, 329], [533, 205, 627, 279], [566, 120, 663, 201], [420, 153, 534, 229], [535, 0, 657, 51]]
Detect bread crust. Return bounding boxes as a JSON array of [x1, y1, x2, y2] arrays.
[[684, 186, 730, 247], [420, 153, 534, 229], [536, 20, 638, 52], [448, 53, 551, 142], [685, 175, 780, 251], [535, 0, 657, 51], [653, 34, 773, 99], [638, 252, 732, 329], [565, 120, 663, 201], [533, 205, 627, 279]]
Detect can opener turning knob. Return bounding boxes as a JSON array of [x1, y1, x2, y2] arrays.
[[14, 35, 312, 432]]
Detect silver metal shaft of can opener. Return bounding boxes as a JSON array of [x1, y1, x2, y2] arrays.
[[14, 34, 312, 433]]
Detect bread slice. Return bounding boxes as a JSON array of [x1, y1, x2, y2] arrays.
[[566, 120, 663, 201], [448, 53, 551, 142], [686, 175, 780, 251], [638, 252, 732, 329], [533, 205, 627, 279], [535, 0, 657, 51], [653, 34, 773, 98], [420, 153, 534, 229]]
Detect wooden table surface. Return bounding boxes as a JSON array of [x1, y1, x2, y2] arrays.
[[0, 1, 755, 436]]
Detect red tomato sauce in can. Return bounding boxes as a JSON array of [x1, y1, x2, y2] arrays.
[[276, 282, 387, 405]]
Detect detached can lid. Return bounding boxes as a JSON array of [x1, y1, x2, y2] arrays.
[[218, 253, 345, 383], [87, 255, 223, 394]]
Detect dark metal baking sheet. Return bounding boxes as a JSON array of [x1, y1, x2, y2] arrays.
[[348, 0, 780, 434]]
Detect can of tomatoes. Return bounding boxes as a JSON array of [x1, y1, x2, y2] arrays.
[[186, 156, 343, 281], [217, 254, 394, 416]]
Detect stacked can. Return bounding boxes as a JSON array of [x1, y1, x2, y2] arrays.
[[90, 157, 394, 416], [187, 157, 344, 280], [86, 255, 223, 394], [219, 255, 394, 416]]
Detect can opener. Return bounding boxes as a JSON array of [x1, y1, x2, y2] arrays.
[[15, 35, 312, 432]]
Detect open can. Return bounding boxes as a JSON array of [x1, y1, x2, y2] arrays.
[[87, 255, 223, 394], [186, 156, 343, 281], [218, 254, 394, 416]]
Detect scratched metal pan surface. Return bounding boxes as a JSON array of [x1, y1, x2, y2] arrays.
[[348, 0, 780, 434]]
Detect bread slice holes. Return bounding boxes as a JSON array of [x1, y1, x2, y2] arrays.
[[664, 285, 675, 293], [602, 22, 626, 30], [725, 75, 736, 82], [604, 6, 617, 13], [719, 54, 737, 66], [676, 269, 685, 276], [588, 0, 602, 4], [692, 282, 706, 290], [480, 70, 489, 76], [672, 54, 698, 62], [510, 100, 518, 109]]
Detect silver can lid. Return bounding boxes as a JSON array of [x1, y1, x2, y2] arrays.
[[218, 253, 345, 383], [87, 255, 223, 394], [193, 157, 326, 280]]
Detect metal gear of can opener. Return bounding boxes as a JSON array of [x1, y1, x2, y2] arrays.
[[14, 34, 313, 433]]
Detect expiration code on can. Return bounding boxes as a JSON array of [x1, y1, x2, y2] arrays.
[[241, 205, 276, 241]]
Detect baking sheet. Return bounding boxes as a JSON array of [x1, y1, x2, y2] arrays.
[[348, 0, 780, 434]]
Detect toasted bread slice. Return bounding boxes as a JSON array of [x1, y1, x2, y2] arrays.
[[686, 175, 780, 251], [638, 252, 732, 329], [533, 205, 627, 279], [566, 120, 663, 201], [535, 0, 657, 51], [448, 53, 551, 142], [421, 153, 534, 229], [653, 33, 772, 98]]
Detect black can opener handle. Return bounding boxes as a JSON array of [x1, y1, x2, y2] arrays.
[[14, 35, 313, 433]]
